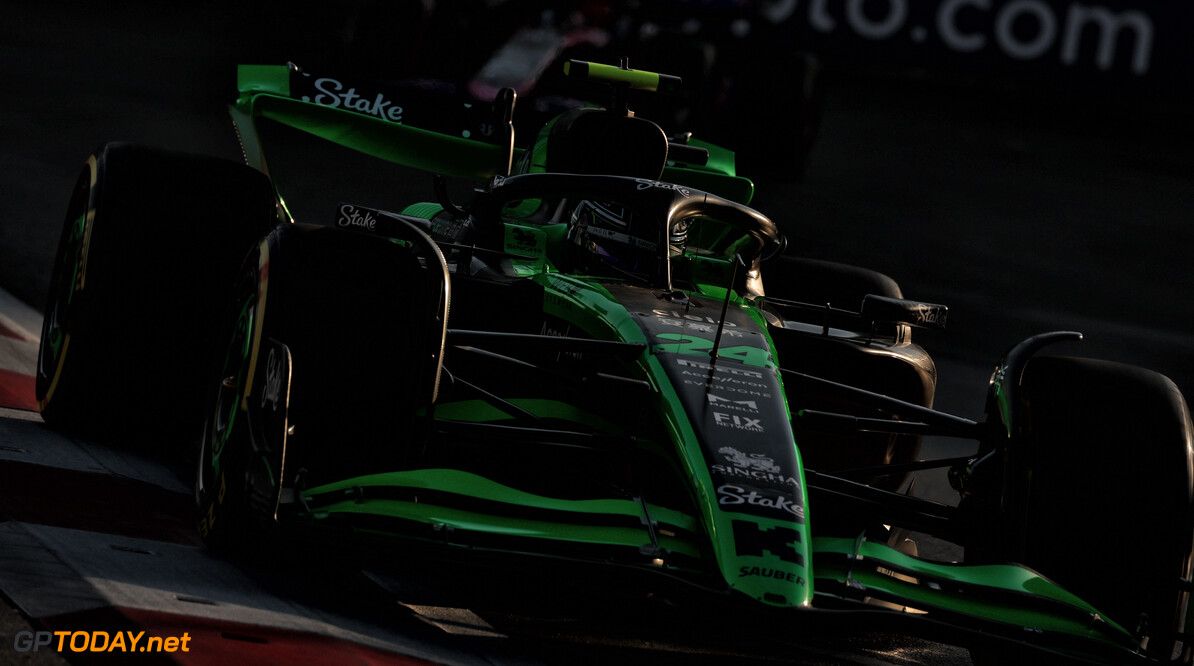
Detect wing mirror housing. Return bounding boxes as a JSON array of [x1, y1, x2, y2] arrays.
[[861, 294, 949, 331]]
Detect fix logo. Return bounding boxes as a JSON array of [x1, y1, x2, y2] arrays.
[[713, 412, 763, 432]]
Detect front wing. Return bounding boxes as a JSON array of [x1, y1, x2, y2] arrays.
[[278, 463, 1141, 664]]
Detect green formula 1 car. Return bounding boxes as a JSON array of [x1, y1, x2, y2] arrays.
[[36, 60, 1194, 664]]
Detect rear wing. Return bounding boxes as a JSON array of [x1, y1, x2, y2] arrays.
[[231, 64, 754, 202], [232, 64, 509, 180]]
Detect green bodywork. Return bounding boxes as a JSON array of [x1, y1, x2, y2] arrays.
[[226, 63, 1149, 663]]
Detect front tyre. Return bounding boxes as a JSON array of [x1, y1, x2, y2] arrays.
[[195, 258, 262, 551], [196, 222, 450, 553], [980, 357, 1194, 662]]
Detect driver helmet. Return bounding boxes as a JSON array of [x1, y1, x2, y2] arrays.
[[567, 200, 660, 278]]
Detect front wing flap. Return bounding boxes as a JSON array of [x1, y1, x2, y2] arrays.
[[288, 467, 708, 575]]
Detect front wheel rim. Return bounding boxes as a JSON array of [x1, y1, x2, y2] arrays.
[[200, 270, 256, 497]]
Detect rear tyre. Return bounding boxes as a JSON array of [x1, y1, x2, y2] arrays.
[[36, 143, 275, 445], [985, 357, 1194, 661]]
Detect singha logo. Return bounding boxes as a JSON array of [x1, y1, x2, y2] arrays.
[[718, 446, 780, 473]]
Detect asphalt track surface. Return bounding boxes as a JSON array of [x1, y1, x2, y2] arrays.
[[2, 2, 1192, 665]]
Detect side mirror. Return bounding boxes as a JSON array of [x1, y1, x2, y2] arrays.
[[861, 294, 949, 330]]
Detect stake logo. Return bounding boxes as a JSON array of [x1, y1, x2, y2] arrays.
[[337, 203, 378, 231], [303, 77, 405, 122], [719, 485, 804, 519]]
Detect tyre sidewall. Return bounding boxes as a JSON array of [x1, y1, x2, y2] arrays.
[[36, 143, 276, 445], [1015, 357, 1193, 657]]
